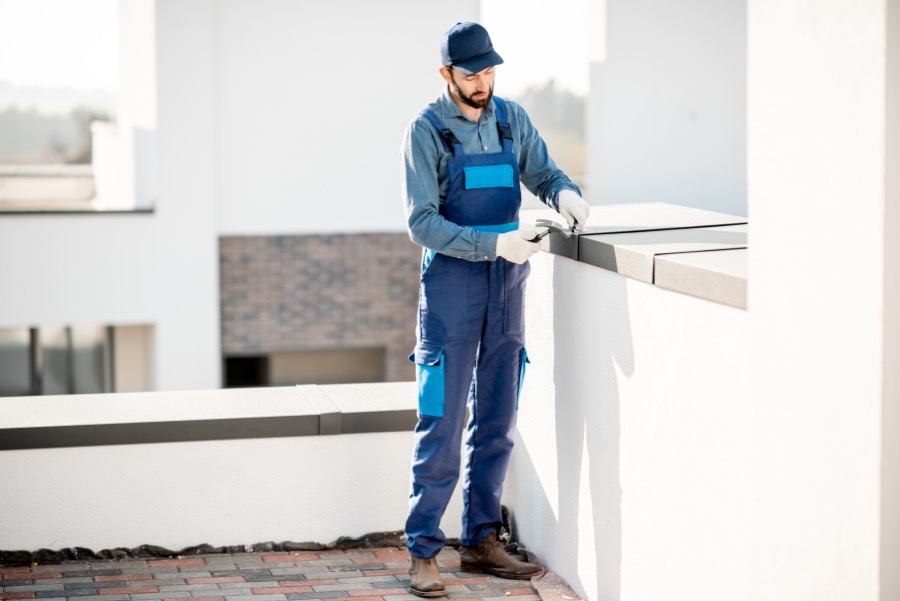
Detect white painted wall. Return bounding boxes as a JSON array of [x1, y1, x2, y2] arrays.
[[746, 1, 889, 599], [0, 1, 221, 392], [588, 0, 747, 216], [0, 432, 463, 551], [214, 0, 479, 236], [883, 2, 900, 599], [505, 1, 899, 600], [506, 253, 753, 601]]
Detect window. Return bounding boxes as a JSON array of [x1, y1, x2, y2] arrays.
[[0, 324, 153, 397]]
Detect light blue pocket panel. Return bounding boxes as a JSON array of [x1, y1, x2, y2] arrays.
[[516, 347, 530, 410], [409, 343, 445, 417], [463, 164, 514, 189]]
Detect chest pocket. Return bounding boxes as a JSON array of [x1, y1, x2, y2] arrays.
[[463, 164, 514, 189]]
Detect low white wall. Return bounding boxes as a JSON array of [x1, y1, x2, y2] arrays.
[[0, 432, 452, 552], [505, 252, 752, 600], [0, 383, 464, 552]]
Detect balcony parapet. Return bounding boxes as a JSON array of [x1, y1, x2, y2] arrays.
[[0, 382, 417, 451]]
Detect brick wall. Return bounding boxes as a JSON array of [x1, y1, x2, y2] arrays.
[[220, 233, 422, 382]]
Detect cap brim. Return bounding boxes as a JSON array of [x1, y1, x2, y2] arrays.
[[453, 50, 504, 75]]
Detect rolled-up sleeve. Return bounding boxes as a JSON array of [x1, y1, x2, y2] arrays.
[[401, 117, 498, 262], [511, 102, 581, 210]]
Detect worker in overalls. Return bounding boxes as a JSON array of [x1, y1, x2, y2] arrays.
[[400, 22, 590, 597]]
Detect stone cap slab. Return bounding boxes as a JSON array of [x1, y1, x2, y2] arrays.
[[521, 203, 749, 309], [654, 248, 748, 309], [0, 382, 418, 451], [579, 224, 748, 283]]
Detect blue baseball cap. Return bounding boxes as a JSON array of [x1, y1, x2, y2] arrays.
[[440, 22, 504, 75]]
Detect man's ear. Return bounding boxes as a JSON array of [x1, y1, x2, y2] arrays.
[[439, 66, 453, 84]]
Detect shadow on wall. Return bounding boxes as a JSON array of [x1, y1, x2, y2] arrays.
[[551, 257, 634, 599]]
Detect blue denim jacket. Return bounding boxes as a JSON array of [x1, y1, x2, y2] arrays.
[[401, 87, 581, 262]]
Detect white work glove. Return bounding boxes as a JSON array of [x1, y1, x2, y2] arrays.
[[556, 188, 590, 233], [496, 229, 540, 264]]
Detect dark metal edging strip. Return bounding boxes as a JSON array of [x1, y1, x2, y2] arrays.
[[0, 409, 419, 452]]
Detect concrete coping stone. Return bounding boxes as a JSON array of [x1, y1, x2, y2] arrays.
[[0, 382, 418, 451], [521, 202, 748, 309]]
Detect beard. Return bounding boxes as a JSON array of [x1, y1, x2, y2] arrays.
[[450, 76, 493, 109]]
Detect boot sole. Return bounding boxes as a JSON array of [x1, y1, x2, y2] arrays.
[[407, 586, 446, 598], [459, 562, 543, 580]]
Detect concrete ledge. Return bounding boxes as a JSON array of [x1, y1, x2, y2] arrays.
[[522, 203, 749, 309], [0, 382, 418, 451], [655, 248, 748, 309]]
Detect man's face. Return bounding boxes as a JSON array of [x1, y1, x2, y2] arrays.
[[446, 66, 495, 110]]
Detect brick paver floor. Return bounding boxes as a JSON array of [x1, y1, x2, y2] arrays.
[[0, 547, 542, 601]]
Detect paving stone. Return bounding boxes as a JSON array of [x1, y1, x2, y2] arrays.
[[1, 586, 64, 593], [95, 574, 155, 583], [177, 570, 213, 577], [382, 563, 410, 570], [215, 582, 272, 590], [382, 594, 421, 601], [251, 588, 311, 596], [36, 590, 97, 598], [126, 568, 180, 576], [285, 593, 348, 601], [157, 585, 221, 593], [323, 565, 365, 573], [336, 576, 398, 585], [224, 595, 287, 601], [63, 582, 123, 590], [128, 593, 193, 601], [184, 578, 244, 586], [350, 588, 407, 597], [277, 580, 337, 588], [208, 571, 269, 580], [301, 571, 363, 580], [341, 554, 375, 560], [481, 596, 541, 601], [312, 584, 371, 592], [360, 570, 407, 578], [338, 565, 384, 571], [372, 581, 407, 590], [148, 560, 205, 569], [147, 579, 191, 587]]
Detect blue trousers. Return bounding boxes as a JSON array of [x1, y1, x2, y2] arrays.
[[406, 254, 529, 558]]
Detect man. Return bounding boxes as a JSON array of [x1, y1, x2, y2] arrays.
[[400, 22, 589, 598]]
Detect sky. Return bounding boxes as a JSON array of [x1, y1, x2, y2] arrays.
[[481, 0, 589, 97], [0, 0, 589, 98], [0, 0, 118, 92]]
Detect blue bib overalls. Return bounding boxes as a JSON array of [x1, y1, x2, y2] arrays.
[[406, 97, 530, 558]]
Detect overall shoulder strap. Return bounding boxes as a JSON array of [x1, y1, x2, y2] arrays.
[[418, 108, 463, 155], [492, 97, 513, 153]]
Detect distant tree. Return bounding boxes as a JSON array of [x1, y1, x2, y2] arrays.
[[0, 105, 111, 165], [514, 80, 586, 178]]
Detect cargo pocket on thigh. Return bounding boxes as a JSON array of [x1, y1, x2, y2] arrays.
[[409, 343, 445, 417], [516, 347, 530, 410]]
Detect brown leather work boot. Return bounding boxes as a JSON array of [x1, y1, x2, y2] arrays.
[[408, 555, 445, 598], [459, 532, 543, 580]]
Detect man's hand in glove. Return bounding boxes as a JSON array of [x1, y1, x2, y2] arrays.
[[496, 229, 540, 264], [556, 188, 590, 233]]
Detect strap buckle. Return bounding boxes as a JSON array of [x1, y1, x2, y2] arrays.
[[496, 122, 513, 141]]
